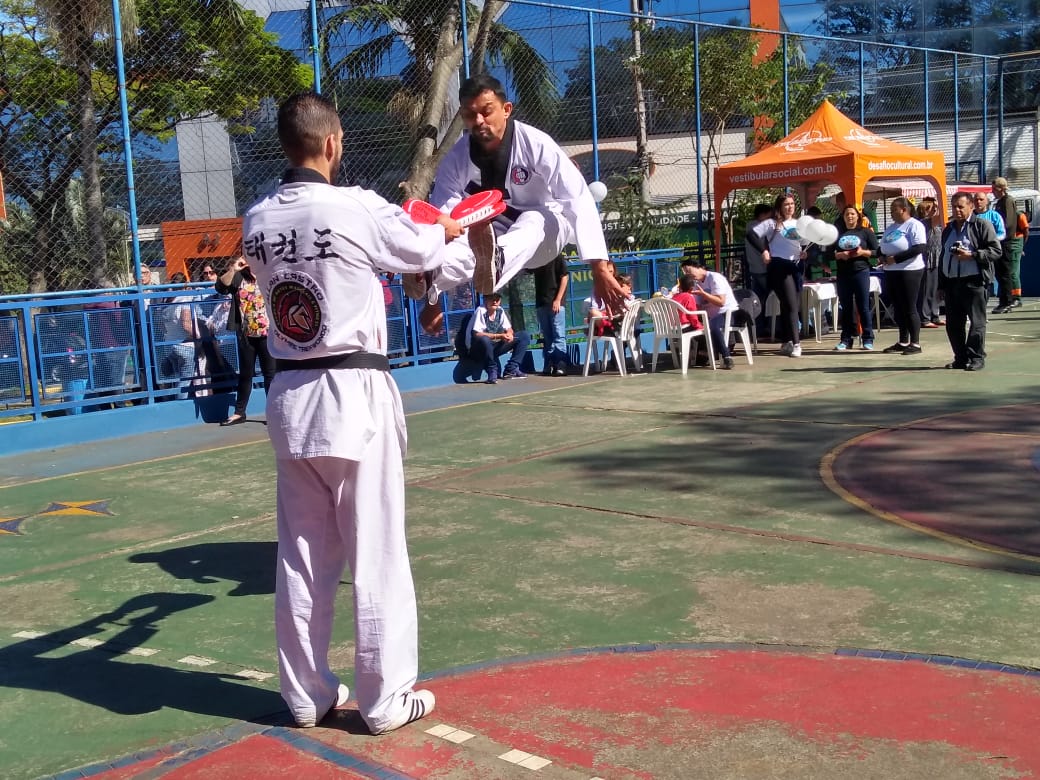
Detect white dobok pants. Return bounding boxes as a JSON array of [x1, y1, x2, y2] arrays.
[[432, 207, 571, 297], [274, 437, 418, 732]]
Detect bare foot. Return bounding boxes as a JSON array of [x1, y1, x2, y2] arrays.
[[420, 303, 445, 335]]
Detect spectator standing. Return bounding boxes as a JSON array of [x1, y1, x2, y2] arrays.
[[878, 197, 928, 355], [761, 193, 805, 357], [991, 177, 1023, 311], [939, 192, 1002, 371], [916, 198, 944, 329], [215, 256, 275, 425], [533, 254, 570, 376], [744, 203, 773, 316], [827, 204, 880, 351]]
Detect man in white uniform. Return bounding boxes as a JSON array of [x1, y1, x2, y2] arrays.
[[243, 92, 454, 734], [410, 73, 624, 334]]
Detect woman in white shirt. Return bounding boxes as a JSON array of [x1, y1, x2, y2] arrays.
[[761, 193, 806, 357], [878, 197, 928, 355]]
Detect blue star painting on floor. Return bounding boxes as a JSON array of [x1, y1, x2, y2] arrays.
[[0, 500, 113, 536], [0, 516, 31, 535]]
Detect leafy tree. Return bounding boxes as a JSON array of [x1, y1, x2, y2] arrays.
[[0, 0, 311, 293], [636, 26, 836, 241]]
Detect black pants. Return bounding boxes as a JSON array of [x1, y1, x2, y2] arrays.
[[918, 266, 941, 323], [767, 259, 801, 345], [994, 243, 1014, 307], [943, 276, 988, 364], [885, 269, 924, 345], [234, 332, 276, 415]]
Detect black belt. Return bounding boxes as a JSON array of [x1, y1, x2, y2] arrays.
[[275, 352, 391, 373]]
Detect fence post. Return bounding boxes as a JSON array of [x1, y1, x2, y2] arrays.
[[310, 0, 323, 93], [587, 12, 600, 183]]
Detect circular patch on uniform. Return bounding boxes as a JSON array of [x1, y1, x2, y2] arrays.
[[837, 234, 862, 250], [267, 273, 327, 351], [510, 165, 531, 185]]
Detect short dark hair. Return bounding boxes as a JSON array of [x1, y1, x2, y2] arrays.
[[680, 259, 698, 270], [679, 274, 698, 293], [753, 203, 773, 219], [485, 292, 503, 303], [277, 92, 341, 164], [951, 191, 973, 207], [807, 206, 822, 217], [459, 74, 508, 104]]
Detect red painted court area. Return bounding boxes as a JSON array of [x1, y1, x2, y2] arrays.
[[82, 647, 1040, 779], [831, 403, 1040, 560]]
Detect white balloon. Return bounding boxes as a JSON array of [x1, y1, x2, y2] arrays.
[[817, 223, 840, 246], [803, 218, 828, 244], [588, 181, 608, 202], [795, 214, 815, 235]]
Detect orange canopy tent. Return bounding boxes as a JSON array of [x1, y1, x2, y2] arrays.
[[713, 100, 946, 258]]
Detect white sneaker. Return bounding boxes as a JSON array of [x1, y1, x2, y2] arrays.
[[790, 343, 802, 357], [469, 223, 499, 294], [780, 341, 794, 356], [295, 683, 350, 728], [371, 689, 436, 735]]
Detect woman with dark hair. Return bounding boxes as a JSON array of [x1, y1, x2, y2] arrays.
[[827, 204, 880, 351], [215, 256, 275, 425], [879, 196, 928, 355], [760, 192, 805, 357]]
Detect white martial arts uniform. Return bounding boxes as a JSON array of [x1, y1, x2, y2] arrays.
[[428, 119, 609, 295], [243, 168, 446, 732]]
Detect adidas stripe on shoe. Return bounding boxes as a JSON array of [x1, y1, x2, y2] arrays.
[[371, 689, 436, 735]]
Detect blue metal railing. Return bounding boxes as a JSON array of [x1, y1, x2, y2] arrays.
[[1, 248, 735, 422]]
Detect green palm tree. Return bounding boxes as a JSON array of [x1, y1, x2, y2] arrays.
[[313, 0, 557, 199]]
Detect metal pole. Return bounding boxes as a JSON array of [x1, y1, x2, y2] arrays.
[[310, 0, 322, 93], [588, 13, 600, 183], [782, 35, 790, 135], [858, 42, 865, 125], [461, 0, 471, 79], [981, 58, 988, 183], [997, 57, 1005, 175], [112, 0, 154, 399], [953, 54, 960, 181], [923, 50, 930, 148], [694, 24, 705, 257], [630, 0, 650, 202]]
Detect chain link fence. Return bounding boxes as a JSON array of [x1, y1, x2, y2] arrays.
[[1, 0, 1034, 297]]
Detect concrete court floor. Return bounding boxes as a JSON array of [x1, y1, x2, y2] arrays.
[[0, 301, 1038, 779]]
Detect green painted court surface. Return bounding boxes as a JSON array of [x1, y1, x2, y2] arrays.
[[1, 304, 1039, 779]]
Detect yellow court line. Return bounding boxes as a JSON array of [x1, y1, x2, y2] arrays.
[[819, 412, 1040, 565]]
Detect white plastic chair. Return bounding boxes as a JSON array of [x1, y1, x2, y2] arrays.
[[802, 283, 837, 342], [722, 308, 754, 365], [582, 299, 644, 377], [643, 296, 715, 375]]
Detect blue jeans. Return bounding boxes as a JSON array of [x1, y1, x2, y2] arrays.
[[837, 269, 874, 344], [536, 304, 568, 369], [469, 331, 531, 375]]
